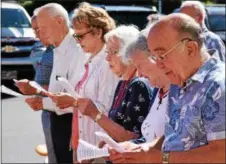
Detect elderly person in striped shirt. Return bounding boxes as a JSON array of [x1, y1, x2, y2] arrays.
[[179, 1, 225, 61], [53, 24, 155, 163], [47, 2, 119, 163]]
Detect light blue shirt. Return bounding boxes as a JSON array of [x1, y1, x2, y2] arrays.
[[163, 54, 225, 152], [203, 27, 225, 62]]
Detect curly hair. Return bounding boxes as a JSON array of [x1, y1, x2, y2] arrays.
[[72, 2, 116, 39]]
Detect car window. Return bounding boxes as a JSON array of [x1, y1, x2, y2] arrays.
[[208, 14, 226, 31], [108, 11, 151, 29], [2, 8, 31, 28]]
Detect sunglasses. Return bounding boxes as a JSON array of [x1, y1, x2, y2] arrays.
[[73, 30, 92, 41]]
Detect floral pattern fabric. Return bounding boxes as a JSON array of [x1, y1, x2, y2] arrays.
[[163, 57, 225, 152]]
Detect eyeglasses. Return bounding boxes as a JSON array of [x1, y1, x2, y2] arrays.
[[149, 38, 192, 61], [105, 49, 119, 56], [73, 30, 92, 41]]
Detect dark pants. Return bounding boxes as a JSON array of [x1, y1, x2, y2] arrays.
[[50, 112, 73, 163]]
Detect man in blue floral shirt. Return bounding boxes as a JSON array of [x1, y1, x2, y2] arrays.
[[108, 13, 225, 163]]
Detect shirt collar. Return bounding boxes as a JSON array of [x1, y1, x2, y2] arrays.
[[86, 44, 106, 66], [202, 24, 209, 33], [184, 50, 219, 88], [54, 31, 74, 55]]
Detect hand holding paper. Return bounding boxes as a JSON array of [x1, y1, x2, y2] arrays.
[[47, 92, 77, 109], [56, 76, 81, 98], [14, 79, 37, 95], [77, 139, 109, 163], [76, 132, 126, 162]]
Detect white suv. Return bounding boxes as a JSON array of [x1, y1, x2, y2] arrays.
[[1, 2, 45, 91]]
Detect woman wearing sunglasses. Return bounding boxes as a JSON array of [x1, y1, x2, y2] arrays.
[[49, 2, 119, 163]]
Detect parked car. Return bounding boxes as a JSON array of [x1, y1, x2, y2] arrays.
[[205, 4, 226, 44], [174, 4, 226, 44], [69, 4, 158, 30], [1, 2, 45, 94]]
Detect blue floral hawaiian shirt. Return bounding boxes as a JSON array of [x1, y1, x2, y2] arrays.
[[162, 55, 225, 152]]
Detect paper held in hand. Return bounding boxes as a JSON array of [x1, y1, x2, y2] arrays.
[[56, 76, 81, 98], [13, 79, 48, 95], [76, 131, 125, 162], [28, 81, 48, 94], [1, 85, 34, 98], [77, 139, 109, 163]]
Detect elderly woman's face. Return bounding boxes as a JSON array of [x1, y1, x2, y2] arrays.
[[130, 50, 167, 87], [105, 37, 125, 77], [73, 22, 101, 54]]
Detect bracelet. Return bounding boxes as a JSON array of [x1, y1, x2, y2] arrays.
[[94, 112, 103, 122], [162, 152, 170, 163]]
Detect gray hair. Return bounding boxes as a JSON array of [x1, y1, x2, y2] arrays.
[[125, 32, 150, 60], [36, 3, 70, 28], [104, 25, 140, 64], [180, 1, 206, 25]]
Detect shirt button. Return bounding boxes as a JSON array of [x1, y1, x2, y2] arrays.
[[79, 131, 82, 134], [79, 116, 82, 118]]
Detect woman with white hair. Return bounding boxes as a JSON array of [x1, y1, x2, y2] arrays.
[[106, 30, 171, 162]]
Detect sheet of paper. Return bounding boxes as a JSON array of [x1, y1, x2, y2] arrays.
[[56, 76, 81, 98], [95, 132, 126, 153], [28, 81, 48, 94], [1, 85, 35, 99], [77, 139, 109, 163]]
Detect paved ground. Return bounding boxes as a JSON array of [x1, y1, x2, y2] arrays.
[[2, 97, 45, 163]]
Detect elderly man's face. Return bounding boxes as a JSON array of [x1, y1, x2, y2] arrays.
[[180, 7, 202, 25], [148, 26, 193, 86], [37, 10, 61, 44], [31, 19, 40, 38]]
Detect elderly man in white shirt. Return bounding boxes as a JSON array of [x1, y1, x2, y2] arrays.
[[16, 3, 87, 163]]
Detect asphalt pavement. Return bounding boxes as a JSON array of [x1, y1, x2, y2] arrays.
[[2, 96, 45, 163]]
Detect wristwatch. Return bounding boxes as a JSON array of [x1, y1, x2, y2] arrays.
[[94, 112, 103, 122], [162, 152, 170, 163]]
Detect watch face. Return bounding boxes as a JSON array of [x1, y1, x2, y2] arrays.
[[162, 153, 169, 163]]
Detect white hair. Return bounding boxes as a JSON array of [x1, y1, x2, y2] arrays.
[[125, 33, 150, 60], [36, 3, 70, 27], [180, 1, 206, 24], [104, 25, 139, 64]]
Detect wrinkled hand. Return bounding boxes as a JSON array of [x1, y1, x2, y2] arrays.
[[47, 92, 75, 109], [25, 97, 43, 111], [77, 98, 98, 118], [16, 79, 36, 95], [109, 145, 161, 163]]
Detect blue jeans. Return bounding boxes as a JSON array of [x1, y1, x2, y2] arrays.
[[42, 110, 57, 163]]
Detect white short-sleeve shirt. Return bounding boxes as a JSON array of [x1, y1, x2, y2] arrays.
[[141, 90, 169, 142]]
